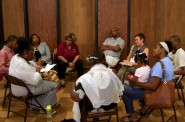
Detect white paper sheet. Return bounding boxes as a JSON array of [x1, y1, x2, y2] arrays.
[[119, 62, 132, 66], [40, 64, 56, 72]]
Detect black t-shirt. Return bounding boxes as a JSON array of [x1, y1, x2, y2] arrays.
[[34, 48, 41, 62]]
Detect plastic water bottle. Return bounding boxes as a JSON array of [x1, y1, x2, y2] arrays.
[[46, 105, 52, 122]]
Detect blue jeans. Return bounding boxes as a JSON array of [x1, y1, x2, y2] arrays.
[[122, 85, 145, 114]]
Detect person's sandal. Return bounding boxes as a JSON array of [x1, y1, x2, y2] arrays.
[[136, 107, 152, 116]]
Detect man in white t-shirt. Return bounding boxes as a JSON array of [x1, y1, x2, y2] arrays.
[[169, 35, 185, 81], [100, 27, 125, 67]]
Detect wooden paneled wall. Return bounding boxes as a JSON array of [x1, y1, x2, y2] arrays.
[[131, 0, 185, 66], [98, 0, 128, 60], [60, 0, 96, 65], [130, 0, 157, 66], [2, 0, 25, 39], [27, 0, 57, 55], [2, 0, 185, 67], [0, 0, 4, 49], [155, 0, 185, 46]]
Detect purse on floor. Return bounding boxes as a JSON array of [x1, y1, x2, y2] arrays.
[[144, 61, 175, 109]]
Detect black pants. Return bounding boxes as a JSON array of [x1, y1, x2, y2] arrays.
[[57, 59, 84, 79], [79, 96, 117, 112]]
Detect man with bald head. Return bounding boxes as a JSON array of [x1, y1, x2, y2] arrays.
[[100, 27, 125, 68], [169, 35, 185, 81]]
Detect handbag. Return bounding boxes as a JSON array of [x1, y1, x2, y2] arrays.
[[41, 70, 59, 82], [144, 61, 175, 109]]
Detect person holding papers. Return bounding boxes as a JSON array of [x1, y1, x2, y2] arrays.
[[117, 33, 149, 84], [9, 37, 59, 110]]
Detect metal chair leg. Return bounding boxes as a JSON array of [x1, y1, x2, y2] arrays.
[[173, 104, 177, 121], [180, 87, 185, 106], [24, 104, 28, 122], [2, 83, 8, 108], [116, 106, 119, 122], [138, 108, 153, 121], [177, 89, 181, 100], [7, 93, 12, 118], [160, 109, 165, 122]]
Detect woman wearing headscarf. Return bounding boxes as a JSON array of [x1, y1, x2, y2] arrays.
[[120, 41, 174, 122], [71, 50, 124, 122]]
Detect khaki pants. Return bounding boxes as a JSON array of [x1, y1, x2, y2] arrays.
[[117, 65, 136, 84]]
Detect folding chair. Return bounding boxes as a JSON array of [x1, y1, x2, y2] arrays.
[[80, 98, 119, 122], [81, 105, 118, 122], [2, 75, 10, 108], [6, 75, 46, 122], [139, 82, 177, 121], [174, 75, 185, 106], [138, 104, 177, 122]]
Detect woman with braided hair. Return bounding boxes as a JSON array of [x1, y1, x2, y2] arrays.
[[120, 41, 173, 122], [125, 51, 151, 85]]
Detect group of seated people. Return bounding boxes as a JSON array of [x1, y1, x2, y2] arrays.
[[71, 31, 185, 121], [0, 29, 185, 122]]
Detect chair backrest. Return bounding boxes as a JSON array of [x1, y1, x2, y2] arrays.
[[6, 75, 25, 87], [81, 104, 118, 122], [80, 97, 119, 122], [6, 75, 33, 96]]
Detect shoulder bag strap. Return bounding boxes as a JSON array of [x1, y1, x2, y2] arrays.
[[159, 61, 166, 82]]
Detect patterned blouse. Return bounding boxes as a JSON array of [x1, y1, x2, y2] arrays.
[[0, 45, 14, 75]]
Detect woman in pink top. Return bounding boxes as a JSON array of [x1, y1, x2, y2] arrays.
[[126, 52, 151, 85]]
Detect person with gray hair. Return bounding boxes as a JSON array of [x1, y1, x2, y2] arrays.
[[57, 33, 84, 87]]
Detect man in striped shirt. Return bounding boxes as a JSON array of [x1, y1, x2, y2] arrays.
[[0, 35, 17, 80]]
